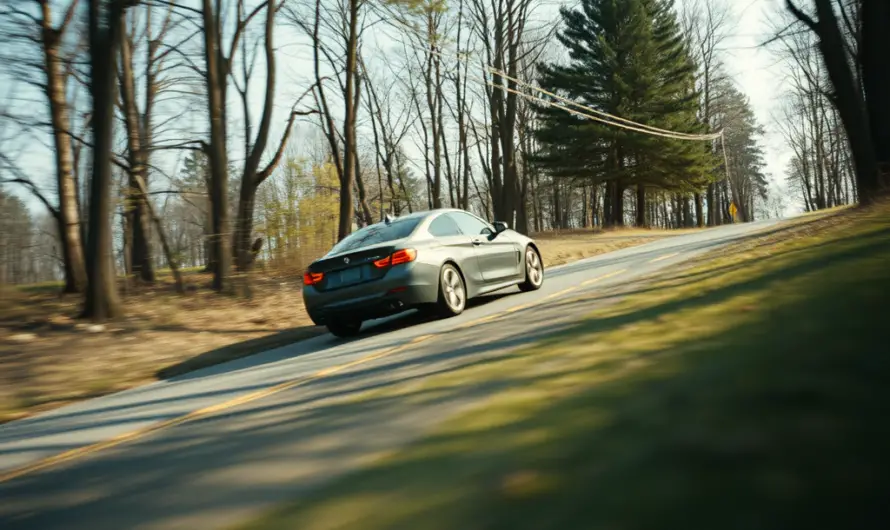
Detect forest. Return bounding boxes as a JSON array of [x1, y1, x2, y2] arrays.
[[0, 0, 887, 321]]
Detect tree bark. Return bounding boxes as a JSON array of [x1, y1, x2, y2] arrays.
[[118, 19, 154, 283], [39, 1, 87, 294], [706, 182, 716, 226], [694, 192, 704, 227], [202, 0, 231, 291], [613, 180, 625, 227], [83, 0, 127, 321], [603, 181, 614, 227], [860, 0, 890, 181], [338, 0, 360, 240], [636, 185, 647, 228], [682, 196, 693, 227]]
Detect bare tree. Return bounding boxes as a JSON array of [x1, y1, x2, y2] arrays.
[[231, 0, 313, 274], [0, 0, 88, 293], [786, 0, 880, 203], [468, 0, 537, 232], [681, 0, 731, 226], [287, 0, 363, 240], [773, 21, 856, 212], [199, 0, 266, 291], [363, 58, 415, 216], [82, 0, 132, 321], [398, 1, 449, 208], [118, 4, 179, 283]]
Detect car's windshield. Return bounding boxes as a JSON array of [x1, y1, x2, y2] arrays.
[[328, 218, 421, 255]]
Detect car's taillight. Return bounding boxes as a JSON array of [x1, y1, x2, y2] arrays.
[[303, 271, 324, 286], [391, 248, 417, 265], [373, 249, 417, 268]]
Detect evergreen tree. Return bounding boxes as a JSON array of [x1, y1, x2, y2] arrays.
[[711, 80, 769, 222], [534, 0, 714, 227]]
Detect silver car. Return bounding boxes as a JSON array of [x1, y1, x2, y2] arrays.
[[302, 208, 545, 337]]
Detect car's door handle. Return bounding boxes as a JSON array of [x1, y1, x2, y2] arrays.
[[472, 238, 482, 246]]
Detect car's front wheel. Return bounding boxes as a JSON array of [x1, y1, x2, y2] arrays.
[[519, 246, 544, 292], [435, 263, 467, 317], [327, 320, 362, 338]]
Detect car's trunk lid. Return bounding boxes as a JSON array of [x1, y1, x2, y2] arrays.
[[308, 242, 398, 291]]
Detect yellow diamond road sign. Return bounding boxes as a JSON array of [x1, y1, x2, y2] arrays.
[[729, 202, 738, 217]]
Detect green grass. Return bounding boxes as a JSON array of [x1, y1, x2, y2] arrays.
[[243, 204, 890, 530]]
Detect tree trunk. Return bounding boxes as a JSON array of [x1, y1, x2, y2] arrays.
[[694, 192, 704, 227], [603, 181, 614, 227], [354, 150, 374, 225], [119, 21, 154, 283], [635, 185, 647, 228], [40, 2, 87, 294], [861, 0, 890, 182], [613, 181, 625, 227], [458, 88, 471, 211], [706, 182, 716, 226], [130, 171, 184, 293], [83, 0, 126, 321], [591, 184, 599, 228], [338, 0, 359, 239], [202, 0, 231, 291]]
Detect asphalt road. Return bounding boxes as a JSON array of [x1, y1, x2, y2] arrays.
[[0, 219, 781, 529]]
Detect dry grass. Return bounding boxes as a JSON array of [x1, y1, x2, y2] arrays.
[[0, 272, 317, 423], [0, 228, 678, 423], [535, 226, 690, 267]]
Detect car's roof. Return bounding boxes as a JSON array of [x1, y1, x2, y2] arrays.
[[380, 208, 469, 223]]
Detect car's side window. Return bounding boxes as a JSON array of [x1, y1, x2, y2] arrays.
[[428, 214, 463, 237], [450, 212, 491, 236]]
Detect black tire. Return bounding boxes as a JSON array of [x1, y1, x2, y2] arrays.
[[327, 320, 362, 338], [519, 245, 544, 292], [435, 263, 467, 317]]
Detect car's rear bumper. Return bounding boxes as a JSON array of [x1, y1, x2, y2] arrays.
[[302, 263, 439, 325]]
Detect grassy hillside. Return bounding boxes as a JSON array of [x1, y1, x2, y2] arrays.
[[247, 203, 890, 530]]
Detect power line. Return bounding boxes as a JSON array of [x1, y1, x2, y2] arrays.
[[423, 44, 725, 141], [397, 31, 735, 198]]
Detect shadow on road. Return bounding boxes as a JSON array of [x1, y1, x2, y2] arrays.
[[158, 289, 514, 379], [0, 290, 517, 455], [0, 299, 584, 529]]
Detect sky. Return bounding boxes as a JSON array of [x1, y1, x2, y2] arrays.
[[714, 0, 798, 213], [1, 0, 801, 217]]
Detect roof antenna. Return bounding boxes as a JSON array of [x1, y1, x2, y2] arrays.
[[383, 212, 394, 225]]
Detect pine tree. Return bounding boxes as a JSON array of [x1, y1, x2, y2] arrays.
[[712, 80, 769, 221], [534, 0, 713, 227]]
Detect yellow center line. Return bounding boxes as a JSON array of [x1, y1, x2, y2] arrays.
[[649, 252, 680, 263], [0, 268, 633, 483], [458, 269, 628, 329], [581, 268, 628, 286], [0, 334, 435, 484]]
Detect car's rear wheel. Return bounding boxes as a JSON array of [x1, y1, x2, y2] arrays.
[[435, 264, 466, 317], [519, 246, 544, 292], [327, 320, 362, 338]]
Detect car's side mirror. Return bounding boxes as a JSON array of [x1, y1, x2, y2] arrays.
[[492, 221, 508, 235]]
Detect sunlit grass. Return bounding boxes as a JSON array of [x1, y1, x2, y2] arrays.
[[245, 203, 890, 530]]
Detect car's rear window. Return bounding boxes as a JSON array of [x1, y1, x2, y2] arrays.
[[328, 218, 422, 254]]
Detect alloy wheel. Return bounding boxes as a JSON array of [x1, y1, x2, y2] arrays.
[[442, 267, 466, 312], [526, 248, 543, 287]]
